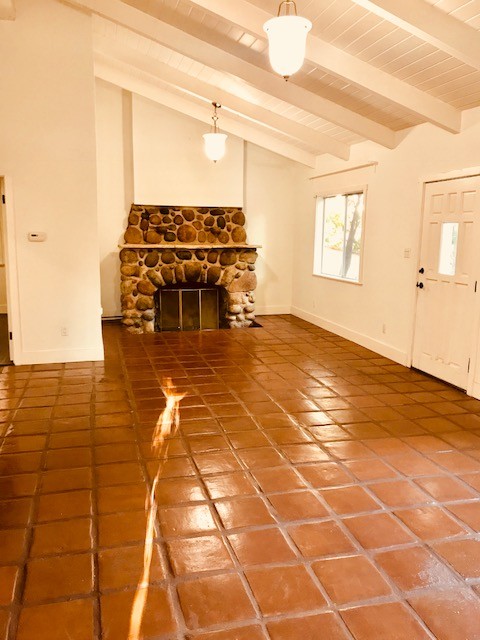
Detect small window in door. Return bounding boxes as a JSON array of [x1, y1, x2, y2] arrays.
[[438, 222, 459, 276]]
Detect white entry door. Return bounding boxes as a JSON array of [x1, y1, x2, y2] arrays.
[[412, 176, 480, 389]]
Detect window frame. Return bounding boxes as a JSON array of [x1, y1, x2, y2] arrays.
[[313, 185, 368, 285]]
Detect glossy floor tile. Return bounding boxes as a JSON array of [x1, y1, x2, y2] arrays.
[[1, 315, 480, 639]]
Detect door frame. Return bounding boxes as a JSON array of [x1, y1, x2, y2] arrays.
[[410, 168, 480, 398], [0, 176, 21, 364]]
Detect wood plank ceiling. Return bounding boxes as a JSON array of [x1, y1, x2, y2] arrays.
[[66, 0, 480, 165]]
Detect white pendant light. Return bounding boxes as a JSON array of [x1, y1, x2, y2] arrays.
[[264, 1, 312, 80], [203, 102, 227, 162]]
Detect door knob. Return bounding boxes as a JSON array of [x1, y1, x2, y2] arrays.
[[416, 282, 424, 289], [418, 267, 424, 274]]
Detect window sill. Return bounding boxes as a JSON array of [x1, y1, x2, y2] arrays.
[[313, 273, 363, 286]]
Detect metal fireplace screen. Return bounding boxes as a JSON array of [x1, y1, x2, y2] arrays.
[[157, 287, 219, 331]]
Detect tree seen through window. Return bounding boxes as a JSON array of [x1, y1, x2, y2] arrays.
[[314, 191, 364, 282]]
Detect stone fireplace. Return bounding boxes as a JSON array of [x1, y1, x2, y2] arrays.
[[120, 205, 259, 333]]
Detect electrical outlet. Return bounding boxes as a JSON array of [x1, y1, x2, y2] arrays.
[[61, 327, 68, 337]]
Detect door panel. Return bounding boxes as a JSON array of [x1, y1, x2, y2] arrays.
[[412, 177, 480, 389]]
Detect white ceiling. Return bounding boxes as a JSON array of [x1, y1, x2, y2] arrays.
[[52, 1, 480, 164]]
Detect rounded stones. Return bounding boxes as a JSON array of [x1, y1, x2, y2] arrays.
[[183, 209, 195, 222], [177, 250, 192, 261], [144, 251, 160, 268], [218, 231, 229, 244], [232, 226, 247, 243], [123, 205, 249, 247], [161, 266, 174, 284], [147, 270, 163, 287], [204, 216, 215, 227], [207, 266, 222, 284], [228, 271, 257, 292], [185, 263, 202, 282], [232, 211, 246, 226], [146, 230, 163, 244], [121, 204, 257, 333], [137, 280, 156, 296], [207, 250, 219, 264], [220, 250, 237, 266], [240, 251, 257, 264], [175, 265, 184, 282], [124, 227, 143, 244], [120, 249, 137, 264], [161, 251, 175, 264], [120, 265, 139, 277], [177, 225, 197, 243], [136, 296, 154, 310], [142, 310, 155, 321]]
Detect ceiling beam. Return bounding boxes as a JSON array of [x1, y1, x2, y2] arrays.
[[95, 55, 318, 167], [350, 0, 480, 71], [64, 0, 397, 147], [187, 0, 461, 133], [0, 0, 15, 20], [94, 32, 350, 160]]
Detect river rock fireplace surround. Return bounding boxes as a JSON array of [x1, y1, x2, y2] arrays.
[[120, 204, 260, 333]]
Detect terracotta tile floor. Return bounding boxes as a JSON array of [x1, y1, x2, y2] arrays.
[[1, 315, 480, 639]]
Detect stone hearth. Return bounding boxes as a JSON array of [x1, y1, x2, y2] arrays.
[[120, 205, 259, 333]]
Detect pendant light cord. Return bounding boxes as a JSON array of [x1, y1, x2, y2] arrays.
[[277, 0, 298, 16], [211, 102, 221, 134]]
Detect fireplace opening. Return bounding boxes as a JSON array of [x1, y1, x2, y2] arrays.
[[154, 284, 229, 332]]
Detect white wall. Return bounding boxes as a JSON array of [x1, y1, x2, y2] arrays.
[[96, 85, 306, 318], [132, 95, 244, 207], [245, 143, 309, 314], [0, 0, 104, 363], [96, 80, 132, 318], [292, 108, 480, 374]]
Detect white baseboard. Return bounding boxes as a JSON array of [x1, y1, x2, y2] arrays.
[[470, 382, 480, 401], [13, 345, 105, 366], [256, 305, 292, 315], [291, 306, 409, 366]]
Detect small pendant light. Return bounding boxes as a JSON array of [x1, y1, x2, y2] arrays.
[[203, 102, 228, 162], [264, 1, 312, 80]]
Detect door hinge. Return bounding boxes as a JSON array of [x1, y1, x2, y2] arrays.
[[1, 194, 5, 204], [9, 332, 12, 340], [475, 281, 478, 293], [468, 358, 471, 373]]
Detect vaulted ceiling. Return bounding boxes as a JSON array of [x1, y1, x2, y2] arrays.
[[20, 1, 480, 165]]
